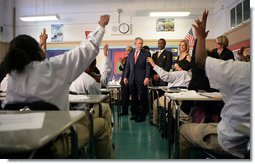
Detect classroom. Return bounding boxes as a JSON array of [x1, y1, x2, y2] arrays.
[[0, 0, 251, 161]]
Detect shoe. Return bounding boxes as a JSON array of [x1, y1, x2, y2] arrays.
[[130, 115, 138, 120], [135, 116, 146, 122], [119, 112, 128, 116], [149, 121, 158, 127]]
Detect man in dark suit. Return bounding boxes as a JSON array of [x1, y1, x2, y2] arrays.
[[123, 37, 151, 122], [151, 38, 173, 88], [119, 46, 134, 116]]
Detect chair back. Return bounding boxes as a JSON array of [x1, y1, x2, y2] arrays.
[[4, 101, 59, 111]]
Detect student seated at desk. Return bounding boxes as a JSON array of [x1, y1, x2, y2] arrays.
[[147, 57, 192, 126], [69, 57, 113, 139], [0, 15, 114, 159], [179, 10, 250, 159]]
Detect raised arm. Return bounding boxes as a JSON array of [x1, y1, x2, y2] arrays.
[[192, 10, 209, 70], [39, 28, 48, 51], [100, 44, 112, 87]]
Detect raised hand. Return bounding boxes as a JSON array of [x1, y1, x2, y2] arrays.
[[193, 10, 209, 70], [103, 44, 109, 56], [98, 15, 110, 27], [146, 57, 156, 67], [192, 10, 209, 39], [39, 28, 48, 51]]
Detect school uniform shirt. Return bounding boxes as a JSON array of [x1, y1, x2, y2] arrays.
[[2, 25, 105, 110], [69, 72, 101, 95], [153, 65, 191, 88], [97, 55, 112, 88], [205, 56, 250, 158], [70, 53, 111, 94], [0, 74, 8, 92]]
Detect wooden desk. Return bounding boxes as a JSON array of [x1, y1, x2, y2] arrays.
[[0, 111, 85, 158], [164, 90, 222, 159]]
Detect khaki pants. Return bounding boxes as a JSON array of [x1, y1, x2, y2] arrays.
[[152, 96, 191, 125], [51, 103, 114, 159], [179, 123, 231, 159], [92, 103, 112, 140]]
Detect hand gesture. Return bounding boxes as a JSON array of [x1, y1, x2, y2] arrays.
[[192, 10, 209, 39], [98, 15, 110, 27], [103, 44, 109, 56], [118, 58, 125, 65], [39, 28, 48, 51], [146, 57, 156, 67]]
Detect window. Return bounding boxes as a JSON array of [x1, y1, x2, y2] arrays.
[[243, 0, 250, 21], [230, 0, 250, 28]]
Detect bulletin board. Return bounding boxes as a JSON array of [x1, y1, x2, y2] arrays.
[[46, 46, 179, 81]]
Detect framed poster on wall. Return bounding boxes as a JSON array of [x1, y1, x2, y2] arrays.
[[156, 18, 174, 31]]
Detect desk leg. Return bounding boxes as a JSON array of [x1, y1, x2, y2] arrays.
[[164, 95, 171, 158], [148, 88, 152, 122], [173, 100, 180, 159], [88, 108, 95, 159], [117, 88, 121, 127], [70, 125, 78, 158]]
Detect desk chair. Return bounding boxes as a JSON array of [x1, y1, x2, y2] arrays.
[[68, 92, 102, 158], [3, 101, 79, 159]]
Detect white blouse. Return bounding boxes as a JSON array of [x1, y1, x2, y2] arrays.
[[2, 25, 105, 110]]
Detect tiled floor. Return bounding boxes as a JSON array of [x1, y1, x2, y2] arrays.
[[112, 106, 169, 159]]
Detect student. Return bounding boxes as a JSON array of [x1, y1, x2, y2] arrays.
[[147, 57, 191, 126], [1, 15, 114, 159], [69, 57, 113, 140], [179, 10, 250, 159], [98, 44, 112, 88]]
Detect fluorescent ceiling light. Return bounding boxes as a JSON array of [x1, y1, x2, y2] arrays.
[[149, 12, 190, 17], [20, 14, 60, 21]]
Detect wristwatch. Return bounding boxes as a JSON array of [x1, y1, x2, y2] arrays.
[[118, 23, 130, 34]]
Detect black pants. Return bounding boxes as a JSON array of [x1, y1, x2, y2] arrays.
[[121, 84, 135, 114], [129, 81, 148, 118]]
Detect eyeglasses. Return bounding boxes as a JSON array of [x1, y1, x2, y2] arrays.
[[215, 41, 222, 45]]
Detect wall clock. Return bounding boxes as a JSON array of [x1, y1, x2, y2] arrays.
[[118, 23, 130, 34]]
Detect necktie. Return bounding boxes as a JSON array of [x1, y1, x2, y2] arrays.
[[134, 51, 139, 63], [158, 50, 161, 58]]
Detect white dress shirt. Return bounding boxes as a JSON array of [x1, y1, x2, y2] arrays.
[[205, 56, 250, 158], [2, 25, 105, 110], [69, 72, 101, 95], [153, 65, 191, 88], [97, 55, 112, 88]]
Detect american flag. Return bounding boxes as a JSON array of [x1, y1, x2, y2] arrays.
[[184, 28, 195, 47]]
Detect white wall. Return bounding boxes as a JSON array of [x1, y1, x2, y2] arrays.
[[2, 0, 248, 43]]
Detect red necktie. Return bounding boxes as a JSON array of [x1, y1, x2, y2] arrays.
[[134, 51, 139, 63]]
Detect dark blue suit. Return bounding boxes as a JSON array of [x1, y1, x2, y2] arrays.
[[123, 49, 151, 119]]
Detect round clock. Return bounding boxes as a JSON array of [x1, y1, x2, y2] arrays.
[[118, 23, 130, 34]]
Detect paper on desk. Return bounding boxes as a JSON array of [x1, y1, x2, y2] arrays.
[[0, 113, 45, 131], [69, 94, 88, 101], [166, 90, 206, 99]]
